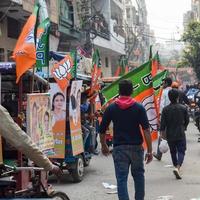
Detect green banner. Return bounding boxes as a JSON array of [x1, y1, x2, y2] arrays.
[[36, 18, 50, 70], [153, 70, 168, 97], [101, 61, 152, 102]]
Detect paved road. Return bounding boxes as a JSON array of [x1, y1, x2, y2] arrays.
[[49, 122, 200, 200]]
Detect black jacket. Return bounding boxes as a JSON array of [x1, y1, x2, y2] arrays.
[[160, 103, 189, 142]]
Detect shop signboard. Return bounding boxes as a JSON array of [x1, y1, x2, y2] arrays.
[[69, 80, 84, 156], [49, 83, 66, 158], [27, 93, 54, 156]]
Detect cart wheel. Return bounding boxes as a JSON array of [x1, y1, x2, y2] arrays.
[[49, 191, 70, 200], [84, 157, 91, 167], [70, 155, 84, 182]]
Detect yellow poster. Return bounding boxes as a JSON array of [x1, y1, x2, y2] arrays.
[[27, 93, 54, 156], [69, 80, 84, 156], [49, 83, 66, 158], [0, 136, 3, 164]]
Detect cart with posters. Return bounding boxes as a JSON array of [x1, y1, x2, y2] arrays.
[[48, 74, 96, 182], [0, 62, 70, 199], [48, 51, 100, 182]]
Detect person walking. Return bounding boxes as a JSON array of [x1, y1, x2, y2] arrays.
[[99, 79, 153, 200], [160, 89, 189, 179], [171, 81, 189, 105], [153, 77, 172, 161]]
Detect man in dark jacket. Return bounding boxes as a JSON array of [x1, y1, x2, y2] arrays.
[[99, 79, 152, 200], [160, 89, 189, 179]]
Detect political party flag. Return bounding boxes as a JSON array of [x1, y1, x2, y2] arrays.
[[101, 61, 158, 138], [114, 56, 129, 76], [51, 54, 74, 91], [36, 17, 50, 71], [151, 51, 160, 77], [13, 4, 39, 83], [89, 49, 102, 96], [70, 50, 77, 79], [153, 70, 169, 115]]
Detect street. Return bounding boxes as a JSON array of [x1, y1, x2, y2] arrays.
[[49, 121, 200, 200]]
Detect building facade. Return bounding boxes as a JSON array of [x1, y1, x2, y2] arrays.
[[0, 0, 150, 77]]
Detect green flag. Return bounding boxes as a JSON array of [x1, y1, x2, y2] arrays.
[[101, 60, 158, 136], [70, 50, 77, 79], [153, 70, 169, 115], [102, 61, 152, 102], [153, 70, 168, 98], [36, 17, 50, 71]]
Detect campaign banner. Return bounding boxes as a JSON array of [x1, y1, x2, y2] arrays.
[[27, 93, 54, 156], [0, 136, 3, 164], [69, 80, 84, 156], [49, 83, 66, 158]]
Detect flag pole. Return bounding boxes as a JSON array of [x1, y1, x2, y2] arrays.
[[31, 65, 36, 93]]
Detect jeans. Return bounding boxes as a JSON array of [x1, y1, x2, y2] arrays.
[[112, 145, 145, 200], [168, 139, 186, 167]]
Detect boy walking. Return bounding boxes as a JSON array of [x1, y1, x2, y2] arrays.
[[99, 79, 152, 200], [160, 89, 189, 179]]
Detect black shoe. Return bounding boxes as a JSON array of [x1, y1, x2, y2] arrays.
[[173, 168, 182, 179], [153, 152, 161, 161]]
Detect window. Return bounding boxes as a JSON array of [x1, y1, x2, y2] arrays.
[[0, 48, 5, 61], [105, 57, 109, 68], [60, 0, 73, 23], [7, 17, 20, 39], [7, 50, 13, 62]]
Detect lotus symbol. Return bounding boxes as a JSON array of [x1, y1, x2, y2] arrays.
[[53, 59, 71, 80]]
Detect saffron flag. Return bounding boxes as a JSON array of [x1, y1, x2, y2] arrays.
[[89, 49, 102, 96], [153, 70, 169, 115], [51, 54, 74, 91], [36, 17, 50, 71], [114, 56, 129, 76], [101, 61, 158, 138], [151, 51, 160, 77], [13, 4, 39, 83]]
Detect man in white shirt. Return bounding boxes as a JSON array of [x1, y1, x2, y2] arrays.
[[153, 77, 172, 161]]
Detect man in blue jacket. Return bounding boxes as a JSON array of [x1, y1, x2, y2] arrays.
[[99, 79, 152, 200]]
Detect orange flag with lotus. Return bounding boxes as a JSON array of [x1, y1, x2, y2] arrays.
[[13, 4, 39, 83]]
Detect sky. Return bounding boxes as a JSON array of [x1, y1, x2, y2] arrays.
[[145, 0, 191, 42]]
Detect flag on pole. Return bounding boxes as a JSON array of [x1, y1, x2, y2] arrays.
[[153, 70, 169, 115], [101, 61, 158, 139], [51, 54, 74, 91], [36, 17, 50, 71], [89, 49, 102, 96], [151, 51, 160, 77], [70, 50, 77, 79], [114, 56, 129, 76], [149, 45, 153, 59], [13, 4, 39, 83]]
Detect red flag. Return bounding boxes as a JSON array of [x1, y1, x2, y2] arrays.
[[13, 4, 39, 83]]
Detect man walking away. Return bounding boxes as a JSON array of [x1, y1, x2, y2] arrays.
[[99, 79, 153, 200], [153, 77, 172, 161], [160, 89, 189, 179]]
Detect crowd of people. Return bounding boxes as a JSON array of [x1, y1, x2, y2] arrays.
[[99, 78, 197, 200], [1, 77, 200, 200]]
